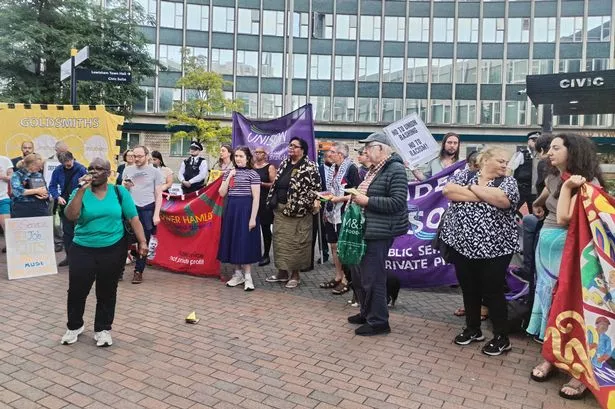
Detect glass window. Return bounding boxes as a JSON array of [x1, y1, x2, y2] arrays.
[[311, 55, 331, 80], [504, 101, 527, 126], [236, 50, 258, 76], [170, 137, 191, 157], [185, 46, 208, 68], [158, 87, 181, 113], [408, 17, 430, 42], [159, 45, 182, 71], [430, 100, 452, 124], [211, 48, 234, 75], [480, 101, 501, 125], [313, 13, 333, 39], [263, 10, 285, 36], [211, 91, 233, 117], [260, 94, 283, 118], [160, 1, 183, 29], [212, 6, 234, 33], [584, 114, 610, 127], [292, 95, 307, 111], [236, 92, 258, 117], [482, 18, 504, 42], [431, 59, 453, 83], [360, 16, 381, 41], [457, 18, 479, 42], [586, 58, 609, 72], [333, 97, 355, 122], [293, 54, 307, 79], [133, 0, 156, 25], [433, 18, 454, 42], [507, 18, 530, 43], [455, 59, 477, 83], [383, 58, 404, 82], [133, 86, 154, 113], [560, 17, 583, 43], [407, 58, 429, 82], [455, 100, 477, 125], [238, 8, 260, 35], [335, 56, 356, 81], [559, 59, 581, 73], [262, 52, 284, 78], [587, 16, 611, 42], [406, 99, 427, 122], [382, 98, 403, 122], [357, 98, 378, 122], [557, 115, 580, 126], [358, 57, 379, 82], [336, 15, 357, 40], [384, 17, 405, 42], [531, 60, 554, 75], [506, 60, 528, 84], [187, 4, 209, 31], [145, 43, 156, 60], [533, 17, 556, 42], [293, 12, 309, 38], [480, 60, 502, 84], [310, 96, 331, 121]]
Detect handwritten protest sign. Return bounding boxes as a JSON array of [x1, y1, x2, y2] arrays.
[[384, 113, 439, 169], [6, 216, 58, 280]]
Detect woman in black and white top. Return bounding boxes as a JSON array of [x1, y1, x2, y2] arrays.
[[441, 147, 520, 356]]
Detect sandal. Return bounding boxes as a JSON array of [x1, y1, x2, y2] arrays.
[[319, 279, 340, 289], [265, 275, 289, 283], [285, 279, 300, 288], [530, 362, 555, 383], [559, 379, 588, 400], [453, 307, 465, 317], [332, 282, 350, 295]]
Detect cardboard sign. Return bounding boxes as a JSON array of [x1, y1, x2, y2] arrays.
[[6, 216, 58, 280], [43, 159, 60, 187], [383, 113, 439, 169]]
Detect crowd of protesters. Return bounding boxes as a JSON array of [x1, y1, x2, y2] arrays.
[[2, 131, 607, 404]]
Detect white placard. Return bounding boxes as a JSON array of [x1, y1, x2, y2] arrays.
[[6, 216, 58, 280], [383, 113, 440, 169], [43, 159, 60, 187]]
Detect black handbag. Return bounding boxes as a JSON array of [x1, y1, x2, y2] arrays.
[[113, 186, 138, 244], [432, 209, 453, 263]]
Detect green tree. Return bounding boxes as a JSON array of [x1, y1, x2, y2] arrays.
[[167, 51, 242, 155], [0, 0, 155, 116]]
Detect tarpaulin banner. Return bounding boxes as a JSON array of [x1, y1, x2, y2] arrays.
[[386, 161, 465, 288], [150, 178, 224, 277], [543, 183, 615, 409], [232, 104, 316, 166]]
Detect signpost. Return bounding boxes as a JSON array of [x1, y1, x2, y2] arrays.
[[76, 69, 132, 83]]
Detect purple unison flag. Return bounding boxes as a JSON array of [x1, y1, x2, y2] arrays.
[[386, 161, 466, 288], [232, 104, 316, 166]]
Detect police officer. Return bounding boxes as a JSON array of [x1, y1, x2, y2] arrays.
[[178, 141, 209, 194], [508, 131, 540, 213]]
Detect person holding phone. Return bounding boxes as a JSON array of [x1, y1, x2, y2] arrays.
[[61, 158, 147, 347], [10, 153, 49, 218]]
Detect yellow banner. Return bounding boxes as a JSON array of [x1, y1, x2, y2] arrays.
[[0, 104, 123, 165]]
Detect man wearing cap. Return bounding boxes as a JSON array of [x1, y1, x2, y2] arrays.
[[346, 132, 409, 336], [178, 141, 209, 194], [508, 131, 540, 213]]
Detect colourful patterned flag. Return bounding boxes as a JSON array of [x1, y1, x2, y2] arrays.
[[543, 183, 615, 408]]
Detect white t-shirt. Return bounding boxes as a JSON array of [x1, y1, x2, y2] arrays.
[[0, 156, 13, 201]]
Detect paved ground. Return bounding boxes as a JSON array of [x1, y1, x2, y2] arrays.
[[0, 251, 600, 408]]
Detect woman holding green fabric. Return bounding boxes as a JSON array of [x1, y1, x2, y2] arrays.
[[60, 158, 148, 348]]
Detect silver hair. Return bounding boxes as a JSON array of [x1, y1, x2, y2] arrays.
[[332, 142, 349, 158]]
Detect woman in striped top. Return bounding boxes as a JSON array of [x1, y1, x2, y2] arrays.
[[217, 146, 262, 291]]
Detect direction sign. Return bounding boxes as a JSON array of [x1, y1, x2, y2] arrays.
[[60, 60, 71, 81], [75, 69, 132, 83], [74, 46, 89, 66], [59, 46, 89, 81]]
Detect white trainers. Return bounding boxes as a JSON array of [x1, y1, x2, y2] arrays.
[[94, 330, 113, 347], [244, 274, 254, 291], [61, 326, 84, 345], [226, 271, 245, 287]]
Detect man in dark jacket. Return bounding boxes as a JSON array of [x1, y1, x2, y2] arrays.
[[49, 151, 87, 266], [347, 132, 409, 336]]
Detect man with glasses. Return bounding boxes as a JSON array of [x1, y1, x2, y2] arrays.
[[355, 147, 372, 181], [122, 145, 163, 284], [346, 133, 409, 336], [178, 140, 208, 194]]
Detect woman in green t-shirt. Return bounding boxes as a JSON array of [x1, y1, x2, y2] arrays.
[[60, 158, 148, 348]]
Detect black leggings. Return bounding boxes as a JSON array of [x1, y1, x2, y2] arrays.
[[261, 222, 272, 258]]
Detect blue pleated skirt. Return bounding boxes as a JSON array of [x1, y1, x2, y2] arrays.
[[217, 195, 262, 265]]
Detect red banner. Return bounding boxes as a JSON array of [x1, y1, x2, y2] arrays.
[[543, 184, 615, 408], [150, 178, 224, 277]]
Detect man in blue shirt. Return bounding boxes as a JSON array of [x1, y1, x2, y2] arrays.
[[49, 151, 87, 266]]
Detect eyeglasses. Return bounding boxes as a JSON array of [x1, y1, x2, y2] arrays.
[[87, 166, 109, 172], [288, 144, 301, 149], [133, 154, 146, 158], [365, 143, 383, 150], [254, 151, 266, 154]]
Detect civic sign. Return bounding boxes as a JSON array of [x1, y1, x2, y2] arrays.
[[59, 46, 89, 81], [75, 69, 132, 83], [60, 60, 71, 81]]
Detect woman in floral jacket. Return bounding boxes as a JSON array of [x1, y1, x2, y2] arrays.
[[265, 137, 321, 288]]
